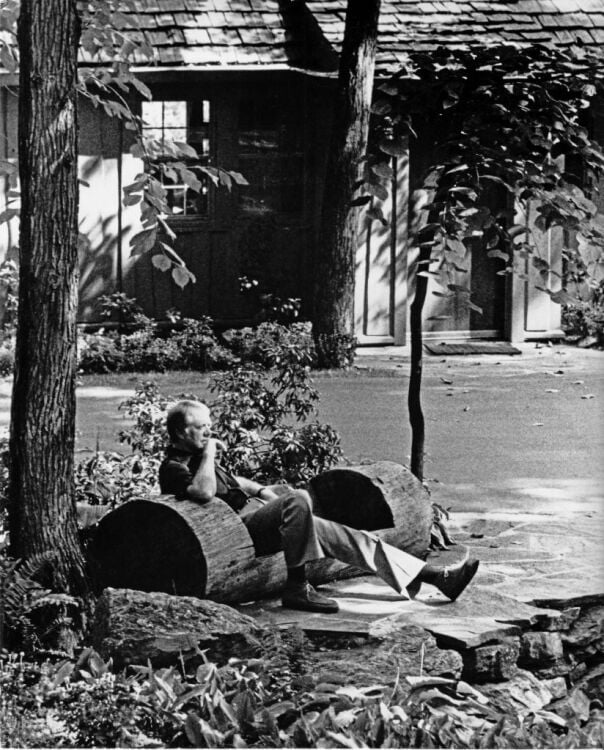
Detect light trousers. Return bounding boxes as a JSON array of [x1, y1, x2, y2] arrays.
[[241, 488, 425, 595]]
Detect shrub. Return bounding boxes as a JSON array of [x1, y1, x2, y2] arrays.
[[209, 354, 342, 485], [77, 331, 123, 374], [170, 316, 237, 371], [78, 313, 236, 375], [98, 292, 143, 327], [89, 341, 343, 494], [222, 321, 316, 369], [118, 317, 182, 373], [74, 450, 160, 507], [0, 341, 14, 377], [0, 255, 19, 339]]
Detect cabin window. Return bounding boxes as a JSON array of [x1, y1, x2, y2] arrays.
[[142, 99, 211, 217], [237, 96, 304, 215]]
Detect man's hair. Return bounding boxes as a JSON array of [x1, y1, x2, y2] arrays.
[[166, 400, 209, 441]]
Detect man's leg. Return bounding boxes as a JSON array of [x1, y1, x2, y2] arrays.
[[312, 516, 425, 595], [313, 516, 479, 601], [241, 490, 338, 613]]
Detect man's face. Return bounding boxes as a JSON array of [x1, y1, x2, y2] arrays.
[[179, 405, 213, 453]]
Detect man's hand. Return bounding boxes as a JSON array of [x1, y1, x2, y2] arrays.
[[201, 437, 227, 455]]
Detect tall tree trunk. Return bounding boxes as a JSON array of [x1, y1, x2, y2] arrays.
[[9, 0, 88, 597], [408, 245, 431, 481], [312, 0, 381, 368]]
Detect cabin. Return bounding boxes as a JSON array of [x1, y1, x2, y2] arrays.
[[1, 0, 603, 345]]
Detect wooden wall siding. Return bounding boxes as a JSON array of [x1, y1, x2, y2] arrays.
[[355, 152, 408, 345], [523, 201, 563, 334], [74, 75, 315, 326]]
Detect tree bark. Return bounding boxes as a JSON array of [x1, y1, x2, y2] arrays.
[[312, 0, 381, 368], [408, 245, 431, 481], [9, 0, 88, 597]]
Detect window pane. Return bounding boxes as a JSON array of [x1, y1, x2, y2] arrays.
[[163, 127, 188, 143], [143, 98, 211, 218], [144, 127, 164, 142], [142, 101, 163, 128], [163, 101, 187, 128], [166, 186, 186, 214]]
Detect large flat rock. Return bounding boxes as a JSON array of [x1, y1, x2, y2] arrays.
[[238, 578, 561, 650]]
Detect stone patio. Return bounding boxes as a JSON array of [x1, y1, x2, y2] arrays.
[[237, 504, 604, 652]]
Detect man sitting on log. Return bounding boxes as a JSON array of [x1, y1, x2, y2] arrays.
[[159, 400, 479, 614]]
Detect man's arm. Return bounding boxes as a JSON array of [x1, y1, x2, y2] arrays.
[[188, 439, 225, 502], [234, 475, 280, 502]]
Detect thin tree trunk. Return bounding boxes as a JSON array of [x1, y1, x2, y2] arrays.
[[408, 245, 431, 481], [9, 0, 88, 597], [313, 0, 381, 368]]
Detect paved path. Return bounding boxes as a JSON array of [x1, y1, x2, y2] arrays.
[[239, 506, 603, 648]]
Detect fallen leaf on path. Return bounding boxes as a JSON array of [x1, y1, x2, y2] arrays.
[[554, 370, 564, 375], [441, 377, 453, 384], [463, 406, 470, 411], [545, 389, 559, 393], [581, 394, 595, 399], [573, 380, 584, 385], [532, 422, 544, 426]]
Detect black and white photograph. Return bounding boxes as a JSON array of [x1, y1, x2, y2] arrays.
[[0, 0, 602, 747]]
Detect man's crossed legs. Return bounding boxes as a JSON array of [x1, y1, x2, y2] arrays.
[[241, 487, 479, 613]]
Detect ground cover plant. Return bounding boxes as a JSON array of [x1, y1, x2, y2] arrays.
[[1, 636, 603, 749]]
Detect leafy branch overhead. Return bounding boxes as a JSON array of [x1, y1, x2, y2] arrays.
[[362, 43, 604, 312], [0, 0, 247, 289]]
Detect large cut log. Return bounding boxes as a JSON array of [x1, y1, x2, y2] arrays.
[[89, 461, 432, 603]]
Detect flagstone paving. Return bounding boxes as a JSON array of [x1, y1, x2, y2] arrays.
[[238, 504, 604, 649]]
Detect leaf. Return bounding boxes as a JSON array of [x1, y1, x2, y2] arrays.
[[371, 99, 392, 115], [371, 161, 394, 179], [487, 249, 509, 262], [172, 266, 195, 288], [379, 136, 407, 157], [365, 181, 389, 201], [151, 253, 171, 272], [366, 205, 388, 226], [449, 186, 478, 201], [0, 159, 16, 175], [350, 195, 372, 207], [581, 394, 595, 399], [0, 207, 19, 223], [445, 238, 467, 257], [52, 660, 74, 687], [173, 141, 198, 159]]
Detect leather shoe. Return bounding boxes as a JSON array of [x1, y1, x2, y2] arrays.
[[282, 582, 339, 614], [434, 558, 480, 601]]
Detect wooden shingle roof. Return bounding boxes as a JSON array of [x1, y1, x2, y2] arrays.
[[118, 0, 604, 75]]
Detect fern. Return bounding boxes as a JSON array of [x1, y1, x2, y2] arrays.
[[0, 552, 78, 650]]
